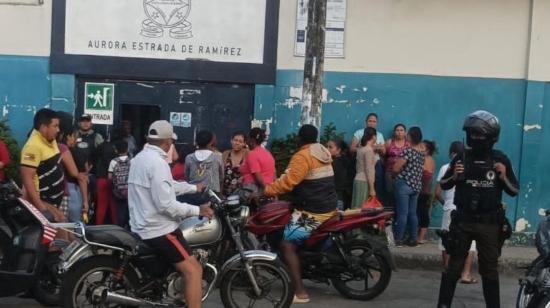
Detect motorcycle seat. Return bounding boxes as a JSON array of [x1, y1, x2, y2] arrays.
[[85, 225, 142, 251]]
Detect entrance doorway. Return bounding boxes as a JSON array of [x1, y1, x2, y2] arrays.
[[120, 104, 161, 150], [76, 78, 255, 151]]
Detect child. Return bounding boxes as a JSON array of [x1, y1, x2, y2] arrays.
[[108, 140, 131, 229], [327, 138, 354, 210]]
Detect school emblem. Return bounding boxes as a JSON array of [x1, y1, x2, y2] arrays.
[[141, 0, 193, 39]]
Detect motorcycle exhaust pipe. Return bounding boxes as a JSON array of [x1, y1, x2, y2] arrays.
[[101, 288, 169, 307]]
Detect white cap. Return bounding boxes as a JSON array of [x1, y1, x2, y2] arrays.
[[147, 120, 178, 140]]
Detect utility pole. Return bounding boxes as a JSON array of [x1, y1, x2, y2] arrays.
[[300, 0, 327, 128]]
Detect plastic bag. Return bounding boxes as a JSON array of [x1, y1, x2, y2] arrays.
[[362, 196, 383, 210]]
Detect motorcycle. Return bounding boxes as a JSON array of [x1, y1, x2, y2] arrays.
[[58, 189, 295, 308], [517, 210, 550, 308], [0, 180, 69, 306], [244, 199, 396, 301]]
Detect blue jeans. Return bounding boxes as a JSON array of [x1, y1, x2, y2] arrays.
[[393, 179, 420, 242], [67, 182, 83, 222]]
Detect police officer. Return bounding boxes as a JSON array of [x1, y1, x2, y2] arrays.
[[437, 111, 519, 308], [76, 114, 104, 172]]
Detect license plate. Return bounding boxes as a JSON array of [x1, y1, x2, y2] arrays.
[[60, 240, 81, 261]]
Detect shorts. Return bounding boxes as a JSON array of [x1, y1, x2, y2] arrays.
[[439, 209, 476, 252], [283, 209, 335, 245], [58, 196, 69, 219], [42, 196, 68, 223], [143, 229, 193, 264]]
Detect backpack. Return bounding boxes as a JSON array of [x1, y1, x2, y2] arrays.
[[112, 157, 130, 199]]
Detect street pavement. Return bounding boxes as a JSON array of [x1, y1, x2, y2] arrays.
[[3, 269, 520, 308]]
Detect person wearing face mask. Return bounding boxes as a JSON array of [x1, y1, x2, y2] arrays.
[[437, 111, 519, 308]]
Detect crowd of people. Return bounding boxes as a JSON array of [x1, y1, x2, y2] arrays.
[[2, 108, 475, 252], [2, 107, 520, 306]]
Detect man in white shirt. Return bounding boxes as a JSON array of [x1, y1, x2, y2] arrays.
[[128, 120, 213, 308]]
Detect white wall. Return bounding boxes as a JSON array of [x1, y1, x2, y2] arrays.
[[2, 0, 549, 82], [0, 1, 51, 57], [278, 0, 532, 80], [527, 0, 550, 81]]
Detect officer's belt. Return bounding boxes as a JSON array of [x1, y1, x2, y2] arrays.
[[455, 210, 499, 224]]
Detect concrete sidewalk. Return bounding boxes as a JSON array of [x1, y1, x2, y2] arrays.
[[392, 241, 538, 277]]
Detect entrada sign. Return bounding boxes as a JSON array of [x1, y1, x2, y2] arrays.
[[84, 82, 115, 125]]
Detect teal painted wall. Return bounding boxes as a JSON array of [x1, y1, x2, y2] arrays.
[[515, 81, 550, 233], [255, 70, 529, 230], [1, 56, 547, 232], [0, 55, 75, 145]]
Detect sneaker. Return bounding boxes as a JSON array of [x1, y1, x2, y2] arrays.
[[406, 241, 419, 247], [395, 240, 405, 248]]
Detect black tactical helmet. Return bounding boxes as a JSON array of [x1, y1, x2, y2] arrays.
[[463, 110, 500, 142], [462, 110, 500, 149]]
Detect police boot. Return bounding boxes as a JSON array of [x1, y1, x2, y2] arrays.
[[437, 272, 459, 308], [482, 277, 500, 308]]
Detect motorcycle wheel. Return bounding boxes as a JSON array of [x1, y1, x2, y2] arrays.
[[220, 259, 294, 308], [31, 251, 61, 307], [517, 284, 534, 308], [60, 255, 138, 308], [537, 294, 550, 308], [330, 239, 392, 301]]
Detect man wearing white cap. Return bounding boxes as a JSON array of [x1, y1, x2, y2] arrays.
[[128, 120, 213, 308]]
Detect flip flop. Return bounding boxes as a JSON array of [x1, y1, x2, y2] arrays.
[[293, 295, 311, 304], [460, 278, 478, 284]]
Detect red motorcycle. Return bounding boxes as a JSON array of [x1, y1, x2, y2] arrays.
[[244, 200, 395, 301]]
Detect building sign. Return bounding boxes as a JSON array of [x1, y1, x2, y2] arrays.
[[295, 0, 347, 58], [64, 0, 266, 64], [84, 82, 115, 125]]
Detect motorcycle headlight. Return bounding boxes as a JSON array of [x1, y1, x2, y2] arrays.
[[238, 206, 250, 226]]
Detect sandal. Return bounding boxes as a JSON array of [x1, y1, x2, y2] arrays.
[[460, 278, 478, 284], [293, 295, 311, 304]]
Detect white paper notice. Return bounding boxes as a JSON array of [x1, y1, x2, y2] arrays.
[[294, 0, 347, 58]]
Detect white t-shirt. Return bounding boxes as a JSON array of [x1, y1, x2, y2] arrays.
[[437, 163, 456, 211], [108, 155, 129, 173]]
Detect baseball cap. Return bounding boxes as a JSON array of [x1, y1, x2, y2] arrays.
[[79, 114, 92, 121], [147, 120, 178, 140]]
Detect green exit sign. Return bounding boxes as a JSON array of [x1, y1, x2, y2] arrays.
[[84, 82, 115, 124]]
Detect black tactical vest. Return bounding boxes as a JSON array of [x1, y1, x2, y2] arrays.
[[454, 150, 501, 214]]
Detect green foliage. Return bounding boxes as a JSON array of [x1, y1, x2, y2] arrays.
[[269, 122, 344, 177], [320, 122, 345, 145], [0, 120, 20, 184], [270, 133, 299, 177]]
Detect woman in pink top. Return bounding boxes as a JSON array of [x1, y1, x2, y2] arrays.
[[240, 128, 275, 192], [384, 124, 410, 198]]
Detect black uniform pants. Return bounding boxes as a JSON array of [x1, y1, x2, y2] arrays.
[[446, 221, 500, 281]]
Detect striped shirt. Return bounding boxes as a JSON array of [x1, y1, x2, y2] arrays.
[[20, 130, 65, 206]]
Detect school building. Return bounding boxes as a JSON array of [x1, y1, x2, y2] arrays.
[[0, 0, 549, 235]]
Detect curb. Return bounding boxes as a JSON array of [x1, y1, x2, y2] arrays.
[[391, 243, 537, 277]]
